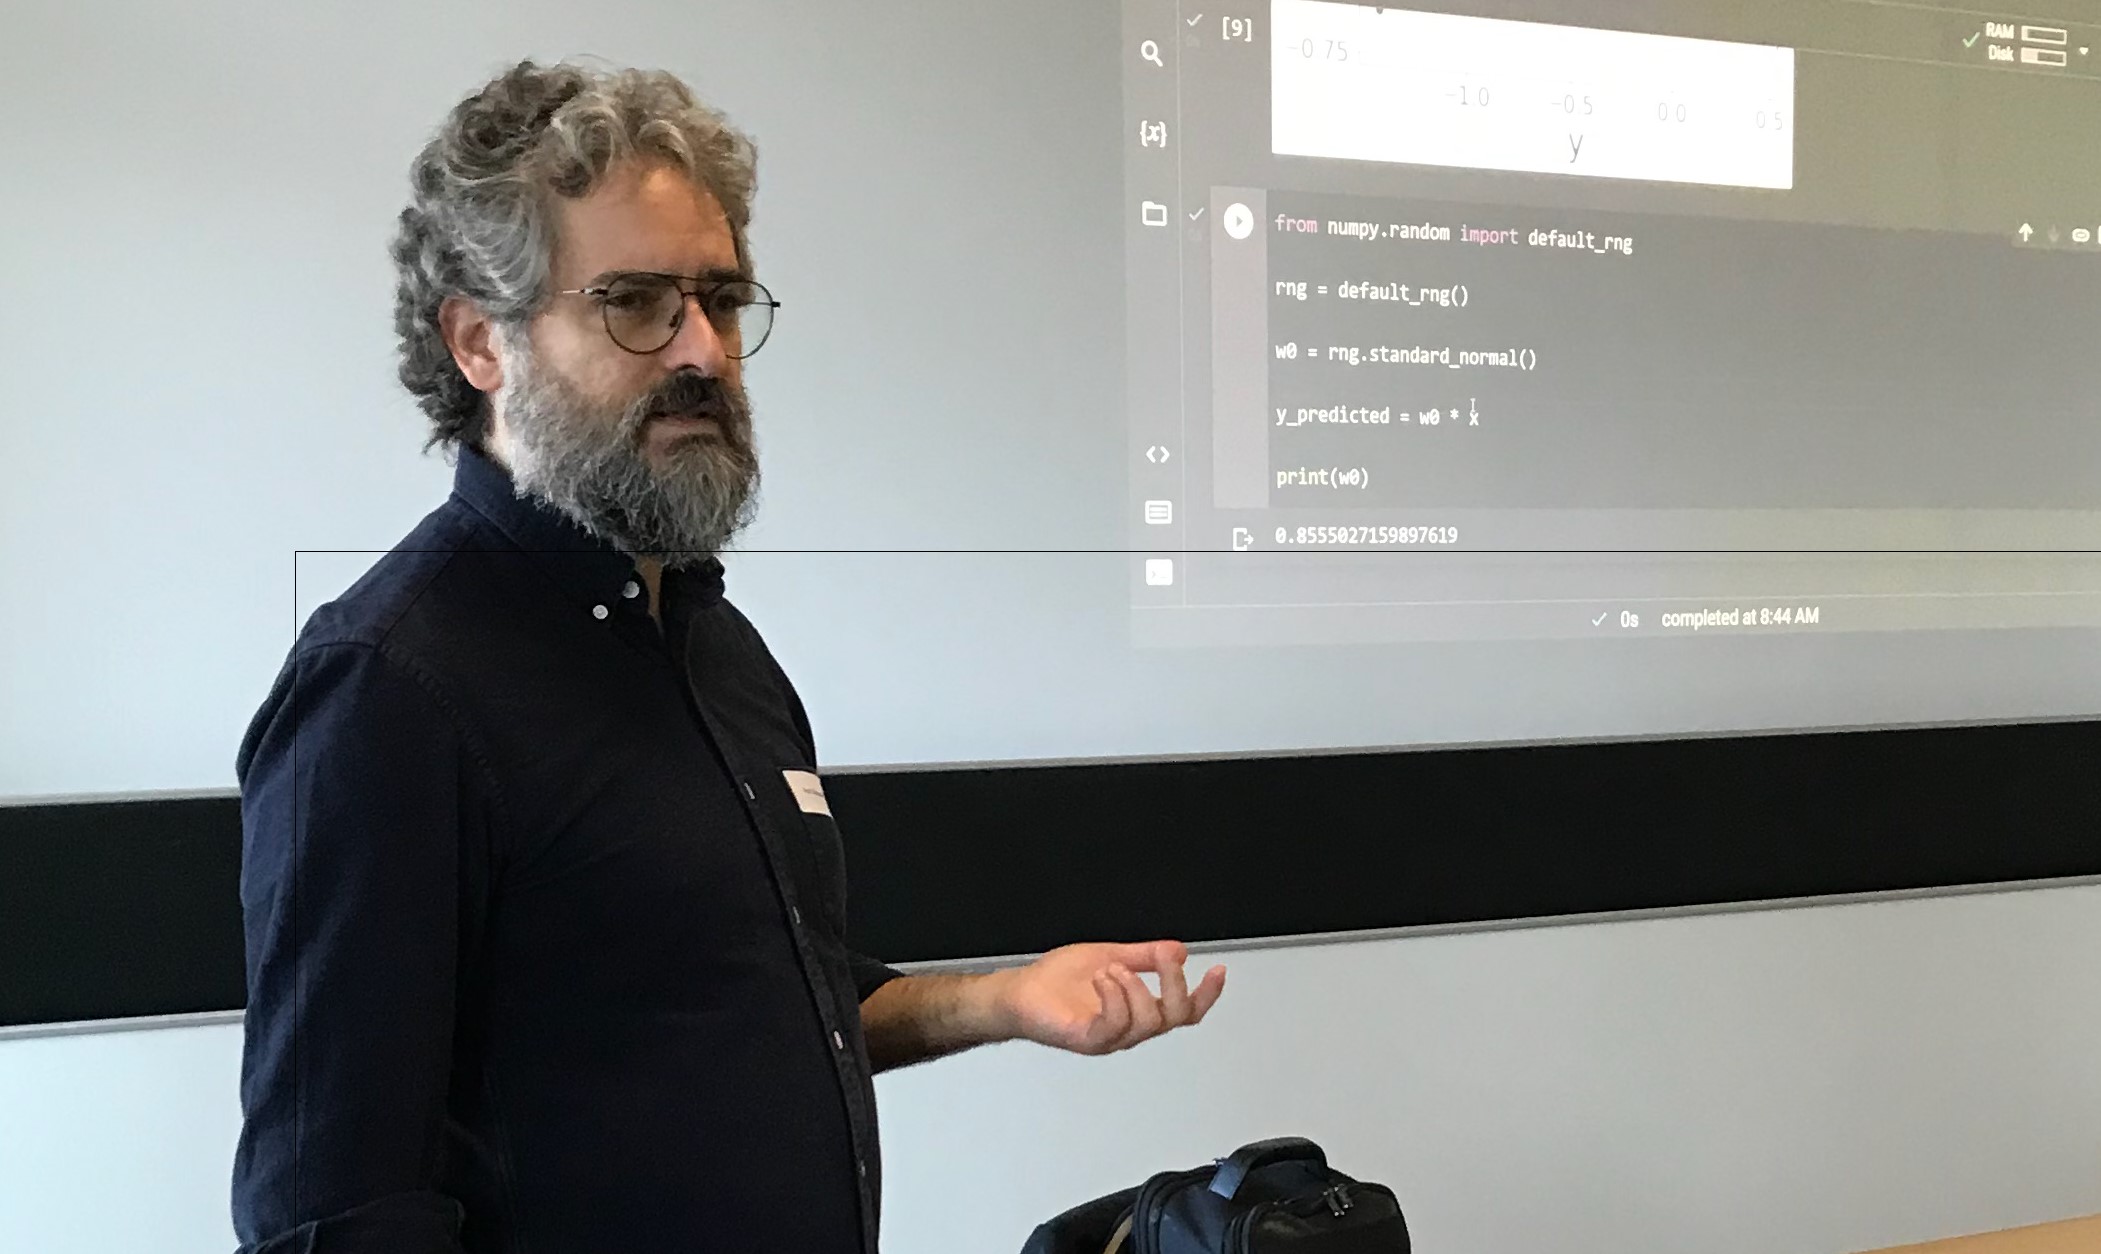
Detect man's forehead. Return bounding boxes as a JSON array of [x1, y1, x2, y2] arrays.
[[551, 163, 742, 282]]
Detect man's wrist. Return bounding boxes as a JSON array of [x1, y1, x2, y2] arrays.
[[960, 968, 1023, 1045], [866, 971, 1022, 1068]]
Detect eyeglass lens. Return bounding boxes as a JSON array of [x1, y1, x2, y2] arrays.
[[600, 274, 773, 357]]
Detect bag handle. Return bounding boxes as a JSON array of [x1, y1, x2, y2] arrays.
[[1206, 1137, 1329, 1200], [1101, 1213, 1134, 1254]]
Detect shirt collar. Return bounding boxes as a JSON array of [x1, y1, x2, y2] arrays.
[[449, 443, 724, 614]]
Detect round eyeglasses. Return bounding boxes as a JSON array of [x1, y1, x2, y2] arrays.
[[554, 272, 779, 358]]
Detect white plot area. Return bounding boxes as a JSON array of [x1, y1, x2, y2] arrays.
[[1272, 0, 1796, 189]]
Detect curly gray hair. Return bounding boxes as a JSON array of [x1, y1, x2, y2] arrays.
[[390, 59, 758, 451]]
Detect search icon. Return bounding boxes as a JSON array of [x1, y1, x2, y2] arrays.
[[1140, 39, 1164, 67]]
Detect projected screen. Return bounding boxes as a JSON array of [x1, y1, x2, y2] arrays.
[[8, 0, 2101, 796], [1123, 0, 2101, 648]]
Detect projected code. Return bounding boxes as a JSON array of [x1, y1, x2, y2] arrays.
[[1276, 215, 1636, 255], [1209, 186, 2101, 518], [1130, 0, 2101, 642], [1269, 215, 1638, 385]]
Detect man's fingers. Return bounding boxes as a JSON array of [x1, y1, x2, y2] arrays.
[[1158, 952, 1193, 1026], [1189, 965, 1227, 1024], [1112, 964, 1164, 1046], [1106, 939, 1187, 973], [1090, 971, 1132, 1050], [1076, 957, 1223, 1053]]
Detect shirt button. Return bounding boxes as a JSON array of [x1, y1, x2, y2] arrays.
[[833, 1030, 845, 1051], [622, 580, 641, 599], [858, 1159, 868, 1179], [591, 604, 609, 620], [791, 906, 803, 927]]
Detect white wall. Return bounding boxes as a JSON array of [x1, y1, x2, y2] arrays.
[[0, 1018, 244, 1252], [6, 883, 2100, 1254], [14, 0, 2096, 801]]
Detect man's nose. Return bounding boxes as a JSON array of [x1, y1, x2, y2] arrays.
[[657, 291, 729, 375]]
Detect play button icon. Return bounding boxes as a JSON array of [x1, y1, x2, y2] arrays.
[[1222, 202, 1255, 240]]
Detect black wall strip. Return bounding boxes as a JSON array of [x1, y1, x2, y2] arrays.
[[5, 720, 2099, 1029], [1, 795, 248, 1028]]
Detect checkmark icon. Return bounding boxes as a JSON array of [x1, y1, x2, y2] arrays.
[[1593, 612, 1609, 626], [1963, 31, 1980, 47], [1189, 207, 1206, 220], [1187, 13, 1203, 26]]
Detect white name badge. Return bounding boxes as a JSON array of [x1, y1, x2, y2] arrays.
[[782, 769, 831, 817]]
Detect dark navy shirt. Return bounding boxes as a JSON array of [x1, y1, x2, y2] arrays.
[[232, 445, 896, 1254]]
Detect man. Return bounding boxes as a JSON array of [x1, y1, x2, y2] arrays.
[[233, 59, 1226, 1254]]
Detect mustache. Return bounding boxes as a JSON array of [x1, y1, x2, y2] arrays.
[[621, 371, 754, 459], [642, 371, 739, 421]]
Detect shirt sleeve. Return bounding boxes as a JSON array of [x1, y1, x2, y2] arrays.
[[231, 642, 491, 1254], [848, 950, 903, 1003]]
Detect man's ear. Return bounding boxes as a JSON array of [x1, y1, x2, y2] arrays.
[[438, 295, 505, 393]]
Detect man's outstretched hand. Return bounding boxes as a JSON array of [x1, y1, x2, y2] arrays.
[[859, 940, 1228, 1071], [988, 941, 1227, 1056]]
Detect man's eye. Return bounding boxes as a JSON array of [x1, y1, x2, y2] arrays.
[[605, 291, 656, 312]]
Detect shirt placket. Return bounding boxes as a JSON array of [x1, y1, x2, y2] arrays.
[[675, 660, 882, 1252]]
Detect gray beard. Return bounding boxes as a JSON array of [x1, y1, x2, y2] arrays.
[[493, 340, 759, 569]]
